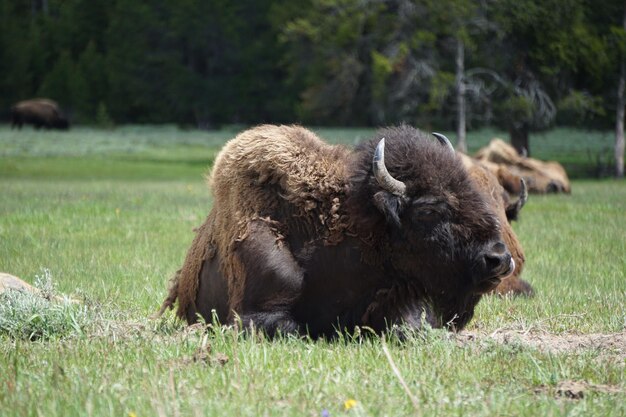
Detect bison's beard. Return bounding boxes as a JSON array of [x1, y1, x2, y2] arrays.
[[359, 279, 483, 333], [436, 292, 483, 331]]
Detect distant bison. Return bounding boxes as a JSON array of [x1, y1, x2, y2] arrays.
[[159, 125, 516, 337], [458, 153, 534, 297], [475, 139, 570, 194], [10, 99, 69, 130]]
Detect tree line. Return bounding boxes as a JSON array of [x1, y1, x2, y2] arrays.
[[0, 0, 624, 174]]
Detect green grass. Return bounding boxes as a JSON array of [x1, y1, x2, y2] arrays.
[[0, 124, 616, 178], [0, 126, 624, 416]]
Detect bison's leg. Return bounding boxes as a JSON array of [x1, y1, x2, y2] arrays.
[[235, 220, 304, 337], [11, 116, 22, 129]]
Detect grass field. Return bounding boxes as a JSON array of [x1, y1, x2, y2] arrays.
[[0, 125, 624, 416]]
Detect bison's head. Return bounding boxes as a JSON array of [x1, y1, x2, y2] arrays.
[[348, 126, 515, 327]]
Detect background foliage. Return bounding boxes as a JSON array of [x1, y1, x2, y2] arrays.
[[0, 0, 623, 130]]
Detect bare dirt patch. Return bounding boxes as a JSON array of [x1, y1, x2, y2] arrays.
[[455, 329, 626, 360], [533, 380, 625, 399]]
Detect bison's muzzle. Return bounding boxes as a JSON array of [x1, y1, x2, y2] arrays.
[[474, 241, 515, 293]]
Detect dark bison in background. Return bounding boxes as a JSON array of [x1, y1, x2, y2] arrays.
[[10, 98, 69, 130], [159, 125, 516, 337]]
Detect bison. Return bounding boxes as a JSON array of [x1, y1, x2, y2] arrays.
[[475, 139, 570, 193], [458, 153, 534, 296], [10, 99, 69, 130], [159, 125, 516, 337]]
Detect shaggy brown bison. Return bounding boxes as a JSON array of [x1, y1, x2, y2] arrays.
[[10, 99, 69, 130], [159, 125, 516, 337], [475, 139, 570, 193], [458, 153, 534, 296]]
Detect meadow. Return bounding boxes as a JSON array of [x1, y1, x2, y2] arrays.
[[0, 125, 624, 416]]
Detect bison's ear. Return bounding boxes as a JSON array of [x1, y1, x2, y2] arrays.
[[373, 191, 405, 228], [505, 201, 520, 222], [505, 178, 528, 222]]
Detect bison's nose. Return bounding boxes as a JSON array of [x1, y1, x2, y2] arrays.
[[484, 242, 512, 274], [546, 180, 562, 193], [475, 241, 514, 292]]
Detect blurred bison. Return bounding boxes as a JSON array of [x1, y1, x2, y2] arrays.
[[458, 153, 534, 297], [474, 139, 570, 194], [159, 125, 517, 337], [10, 99, 69, 130]]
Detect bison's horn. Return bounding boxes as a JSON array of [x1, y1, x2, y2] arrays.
[[432, 132, 455, 154], [518, 178, 528, 209], [373, 138, 406, 196], [505, 178, 528, 221]]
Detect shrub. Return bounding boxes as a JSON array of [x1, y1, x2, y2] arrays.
[[0, 270, 90, 340]]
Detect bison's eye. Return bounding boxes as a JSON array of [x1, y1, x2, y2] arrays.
[[412, 208, 441, 224], [410, 199, 449, 228]]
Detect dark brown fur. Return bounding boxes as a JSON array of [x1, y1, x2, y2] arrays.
[[10, 99, 69, 130], [160, 125, 516, 337]]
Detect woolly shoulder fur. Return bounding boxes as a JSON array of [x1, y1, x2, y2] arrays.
[[161, 125, 353, 318]]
